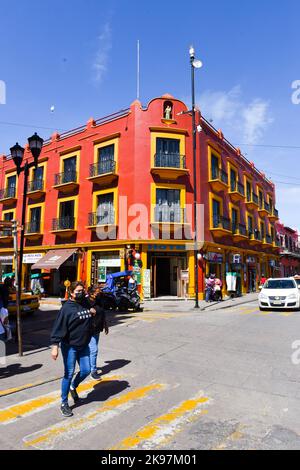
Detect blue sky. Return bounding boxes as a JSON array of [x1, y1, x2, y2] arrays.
[[0, 0, 299, 230]]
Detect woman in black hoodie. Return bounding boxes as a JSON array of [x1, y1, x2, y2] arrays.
[[50, 281, 95, 417]]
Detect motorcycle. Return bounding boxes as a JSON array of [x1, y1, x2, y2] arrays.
[[100, 270, 143, 312]]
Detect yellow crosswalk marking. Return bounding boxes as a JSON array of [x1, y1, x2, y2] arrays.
[[0, 376, 121, 424], [110, 392, 210, 450], [23, 382, 166, 450], [0, 377, 62, 397]]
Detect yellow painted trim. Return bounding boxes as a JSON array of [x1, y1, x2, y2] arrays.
[[2, 208, 16, 220], [150, 131, 185, 168], [4, 172, 18, 198], [26, 202, 45, 233], [92, 187, 118, 225], [209, 191, 224, 229], [229, 201, 240, 224], [93, 136, 119, 173], [150, 182, 186, 223], [208, 145, 221, 181], [28, 161, 47, 186], [57, 195, 79, 230], [59, 150, 80, 183]]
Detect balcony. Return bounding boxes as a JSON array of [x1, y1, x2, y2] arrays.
[[24, 221, 42, 238], [268, 207, 279, 222], [209, 168, 228, 192], [249, 229, 262, 246], [87, 210, 116, 228], [245, 192, 259, 211], [211, 215, 231, 238], [262, 233, 273, 247], [151, 206, 191, 238], [232, 223, 248, 241], [87, 160, 118, 186], [27, 179, 45, 199], [258, 200, 270, 218], [51, 216, 76, 235], [0, 187, 17, 204], [151, 154, 189, 180], [0, 228, 13, 242], [229, 181, 245, 202], [53, 171, 79, 192]]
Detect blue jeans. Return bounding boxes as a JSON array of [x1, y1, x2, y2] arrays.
[[89, 334, 100, 373], [60, 343, 91, 404], [205, 287, 213, 302]]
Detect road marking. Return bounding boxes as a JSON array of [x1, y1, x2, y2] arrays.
[[23, 382, 166, 450], [0, 376, 121, 425], [0, 377, 62, 398], [110, 392, 210, 450]]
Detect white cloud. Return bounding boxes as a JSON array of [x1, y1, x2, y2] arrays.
[[197, 86, 273, 145], [275, 186, 300, 232], [92, 22, 112, 83]]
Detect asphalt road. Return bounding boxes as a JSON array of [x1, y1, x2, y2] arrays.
[[1, 300, 300, 450]]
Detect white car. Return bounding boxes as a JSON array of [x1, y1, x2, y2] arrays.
[[258, 278, 300, 311]]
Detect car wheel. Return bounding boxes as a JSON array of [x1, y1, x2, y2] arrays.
[[259, 307, 266, 311]]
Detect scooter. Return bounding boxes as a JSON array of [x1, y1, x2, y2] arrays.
[[117, 285, 142, 312]]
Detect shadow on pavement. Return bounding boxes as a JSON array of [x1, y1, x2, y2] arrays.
[[0, 362, 43, 379], [72, 379, 130, 410], [100, 359, 131, 376]]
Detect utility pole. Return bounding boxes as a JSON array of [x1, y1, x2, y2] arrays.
[[12, 220, 22, 356]]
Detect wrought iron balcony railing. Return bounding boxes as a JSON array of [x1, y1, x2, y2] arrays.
[[266, 234, 273, 244], [52, 216, 75, 231], [154, 206, 185, 224], [213, 215, 231, 231], [54, 171, 77, 186], [211, 167, 228, 184], [27, 179, 44, 193], [0, 187, 16, 200], [88, 210, 115, 226], [25, 221, 41, 234], [89, 160, 116, 177], [0, 229, 12, 237], [154, 153, 186, 169], [230, 180, 245, 195]]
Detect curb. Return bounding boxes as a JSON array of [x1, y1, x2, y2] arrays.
[[199, 298, 257, 312]]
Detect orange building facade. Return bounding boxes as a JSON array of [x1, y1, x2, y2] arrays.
[[0, 94, 280, 298]]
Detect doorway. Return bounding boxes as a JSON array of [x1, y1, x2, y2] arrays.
[[155, 258, 170, 297]]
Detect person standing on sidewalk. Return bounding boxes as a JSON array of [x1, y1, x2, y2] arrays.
[[50, 281, 95, 418], [88, 286, 109, 380]]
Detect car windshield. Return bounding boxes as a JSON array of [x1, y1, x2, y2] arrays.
[[264, 280, 296, 289]]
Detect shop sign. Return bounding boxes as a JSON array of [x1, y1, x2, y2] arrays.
[[148, 244, 183, 252], [23, 253, 43, 264], [232, 254, 241, 264], [98, 259, 121, 267], [0, 255, 13, 264], [133, 260, 142, 285], [143, 269, 151, 299], [207, 252, 223, 263]]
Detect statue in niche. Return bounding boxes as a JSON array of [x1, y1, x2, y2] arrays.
[[164, 104, 172, 120]]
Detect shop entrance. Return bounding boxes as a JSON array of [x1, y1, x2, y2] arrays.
[[150, 253, 187, 298]]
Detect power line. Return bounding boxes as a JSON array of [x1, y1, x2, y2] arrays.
[[237, 143, 300, 150], [265, 171, 300, 182], [272, 180, 300, 186], [0, 121, 67, 132]]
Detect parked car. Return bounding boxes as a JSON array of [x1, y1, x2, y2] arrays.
[[258, 278, 300, 311], [6, 290, 40, 315]]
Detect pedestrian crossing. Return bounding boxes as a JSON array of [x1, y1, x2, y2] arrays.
[[0, 371, 211, 450]]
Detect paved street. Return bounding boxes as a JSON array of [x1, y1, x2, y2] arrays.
[[1, 297, 300, 450]]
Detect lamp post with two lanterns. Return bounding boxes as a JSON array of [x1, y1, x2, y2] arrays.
[[10, 132, 44, 356]]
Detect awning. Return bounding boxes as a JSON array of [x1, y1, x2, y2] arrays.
[[31, 249, 77, 270]]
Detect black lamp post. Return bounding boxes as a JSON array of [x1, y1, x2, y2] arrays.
[[189, 45, 202, 309], [10, 132, 43, 356]]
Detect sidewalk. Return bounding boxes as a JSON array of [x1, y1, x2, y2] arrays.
[[40, 292, 258, 312]]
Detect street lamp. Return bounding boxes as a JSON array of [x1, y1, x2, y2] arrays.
[[10, 132, 44, 356], [189, 45, 202, 309]]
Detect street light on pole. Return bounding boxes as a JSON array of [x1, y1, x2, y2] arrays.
[[10, 132, 44, 356], [189, 45, 202, 309]]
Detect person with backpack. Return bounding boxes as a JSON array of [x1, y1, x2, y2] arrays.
[[87, 285, 109, 380], [50, 281, 96, 418]]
